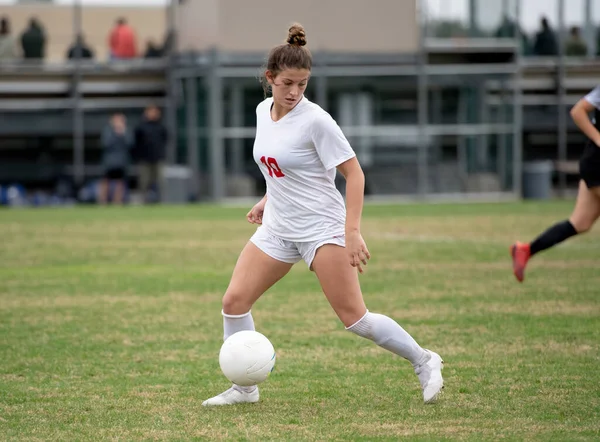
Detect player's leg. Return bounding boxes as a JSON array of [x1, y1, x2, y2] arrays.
[[590, 185, 600, 200], [222, 238, 295, 316], [113, 178, 125, 205], [511, 180, 600, 282], [203, 230, 297, 406], [138, 163, 150, 202], [156, 162, 167, 203], [569, 181, 600, 233], [310, 243, 444, 404], [149, 162, 160, 202], [97, 178, 109, 204]]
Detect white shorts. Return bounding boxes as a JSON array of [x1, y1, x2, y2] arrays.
[[250, 226, 345, 270]]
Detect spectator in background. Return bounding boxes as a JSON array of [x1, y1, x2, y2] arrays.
[[495, 15, 517, 39], [67, 34, 94, 60], [20, 18, 46, 60], [134, 104, 167, 203], [144, 39, 162, 58], [533, 17, 558, 56], [161, 30, 174, 56], [98, 113, 133, 205], [108, 18, 137, 60], [0, 17, 17, 62], [565, 26, 588, 56], [495, 15, 531, 56]]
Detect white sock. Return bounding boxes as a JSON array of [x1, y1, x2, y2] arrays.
[[222, 310, 257, 393], [347, 311, 428, 367], [222, 309, 255, 341]]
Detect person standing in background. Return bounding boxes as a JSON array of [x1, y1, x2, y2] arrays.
[[108, 18, 137, 60], [532, 17, 558, 56], [67, 34, 94, 60], [20, 18, 46, 60], [565, 26, 588, 57], [134, 105, 168, 203], [143, 39, 162, 58], [0, 17, 17, 62], [98, 113, 133, 205]]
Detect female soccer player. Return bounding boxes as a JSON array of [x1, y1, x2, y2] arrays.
[[202, 24, 444, 406], [511, 85, 600, 282]]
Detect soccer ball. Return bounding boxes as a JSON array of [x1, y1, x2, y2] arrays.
[[219, 330, 276, 387]]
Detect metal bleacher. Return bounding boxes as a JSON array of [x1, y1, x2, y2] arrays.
[[486, 57, 600, 178], [486, 58, 600, 109], [2, 50, 597, 194], [0, 59, 168, 187]]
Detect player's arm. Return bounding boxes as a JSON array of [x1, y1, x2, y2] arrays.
[[571, 89, 600, 147], [255, 194, 267, 209], [337, 157, 365, 234], [311, 112, 363, 232], [246, 194, 267, 224]]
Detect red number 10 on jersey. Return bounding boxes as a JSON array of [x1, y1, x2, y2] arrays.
[[260, 156, 285, 178]]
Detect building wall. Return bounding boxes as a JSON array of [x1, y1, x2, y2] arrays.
[[176, 0, 219, 52], [3, 5, 167, 62], [176, 0, 418, 53], [2, 1, 418, 61]]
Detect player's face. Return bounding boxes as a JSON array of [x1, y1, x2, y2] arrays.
[[268, 68, 310, 110]]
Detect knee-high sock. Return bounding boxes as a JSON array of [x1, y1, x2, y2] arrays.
[[530, 220, 578, 256], [222, 310, 255, 341], [222, 310, 256, 392], [347, 311, 428, 367]]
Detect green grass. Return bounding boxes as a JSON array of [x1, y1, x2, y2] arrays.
[[1, 201, 599, 441]]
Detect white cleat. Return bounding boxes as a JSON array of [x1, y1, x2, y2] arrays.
[[201, 385, 260, 407], [415, 349, 444, 404]]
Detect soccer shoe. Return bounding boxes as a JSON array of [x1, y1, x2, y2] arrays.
[[415, 350, 444, 404], [201, 385, 259, 407], [510, 241, 531, 282]]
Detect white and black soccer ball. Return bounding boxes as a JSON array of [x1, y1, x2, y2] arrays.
[[219, 330, 276, 386]]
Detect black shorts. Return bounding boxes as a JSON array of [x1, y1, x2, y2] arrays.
[[579, 143, 600, 189], [105, 168, 126, 180]]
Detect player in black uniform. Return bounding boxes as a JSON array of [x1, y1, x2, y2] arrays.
[[511, 86, 600, 282]]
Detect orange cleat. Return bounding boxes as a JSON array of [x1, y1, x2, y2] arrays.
[[510, 241, 531, 282]]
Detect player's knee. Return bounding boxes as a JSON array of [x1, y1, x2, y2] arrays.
[[222, 289, 252, 315], [336, 306, 368, 329], [570, 217, 592, 233], [345, 310, 376, 340]]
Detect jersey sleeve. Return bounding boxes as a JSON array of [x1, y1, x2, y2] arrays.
[[310, 113, 356, 170], [584, 86, 600, 109], [255, 98, 271, 117]]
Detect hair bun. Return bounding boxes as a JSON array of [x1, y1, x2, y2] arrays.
[[287, 23, 307, 47]]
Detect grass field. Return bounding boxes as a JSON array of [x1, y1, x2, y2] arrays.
[[1, 201, 599, 441]]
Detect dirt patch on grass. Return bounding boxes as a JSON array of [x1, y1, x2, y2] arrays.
[[482, 338, 597, 357], [380, 259, 600, 272], [482, 300, 600, 317], [350, 421, 477, 438], [384, 299, 600, 321], [0, 374, 26, 382], [532, 341, 596, 355], [1, 291, 222, 310]]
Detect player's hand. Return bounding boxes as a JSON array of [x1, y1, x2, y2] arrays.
[[246, 200, 266, 224], [345, 230, 371, 273]]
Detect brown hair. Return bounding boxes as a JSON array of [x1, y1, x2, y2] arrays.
[[261, 23, 312, 96]]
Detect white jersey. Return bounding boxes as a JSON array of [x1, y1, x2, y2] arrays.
[[253, 96, 356, 242], [584, 85, 600, 110]]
